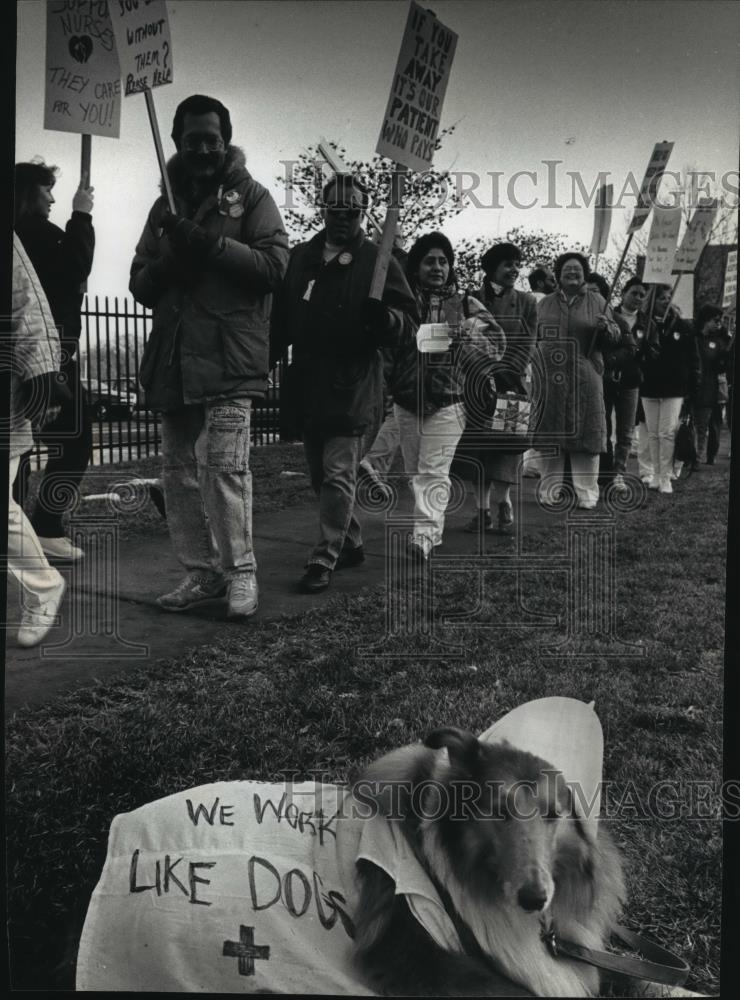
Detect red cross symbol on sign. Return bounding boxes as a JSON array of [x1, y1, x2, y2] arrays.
[[222, 925, 270, 976]]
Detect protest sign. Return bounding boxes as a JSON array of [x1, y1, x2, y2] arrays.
[[44, 0, 121, 138], [672, 198, 718, 273], [589, 183, 613, 256], [109, 0, 173, 96], [642, 205, 682, 284], [628, 141, 674, 234], [722, 250, 737, 308], [376, 2, 457, 173]]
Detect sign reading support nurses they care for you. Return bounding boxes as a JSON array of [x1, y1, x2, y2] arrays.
[[376, 2, 457, 173], [45, 0, 122, 137], [109, 0, 173, 97]]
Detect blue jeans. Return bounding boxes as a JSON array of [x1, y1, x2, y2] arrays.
[[302, 432, 363, 569], [160, 399, 255, 578], [604, 382, 640, 474]]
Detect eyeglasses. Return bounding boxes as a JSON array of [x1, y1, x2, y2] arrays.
[[325, 207, 362, 218], [182, 136, 225, 152]]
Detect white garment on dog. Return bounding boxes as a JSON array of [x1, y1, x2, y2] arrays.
[[76, 780, 463, 994]]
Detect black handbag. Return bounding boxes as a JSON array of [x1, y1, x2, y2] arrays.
[[673, 411, 697, 466]]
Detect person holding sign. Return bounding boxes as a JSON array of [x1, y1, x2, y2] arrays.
[[270, 174, 417, 594], [637, 285, 701, 494], [690, 305, 733, 467], [130, 94, 289, 619], [13, 161, 95, 562], [389, 233, 504, 561], [534, 253, 620, 510]]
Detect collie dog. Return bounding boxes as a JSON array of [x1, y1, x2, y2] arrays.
[[350, 727, 626, 997]]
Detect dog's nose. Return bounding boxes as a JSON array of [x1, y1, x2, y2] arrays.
[[517, 885, 549, 912]]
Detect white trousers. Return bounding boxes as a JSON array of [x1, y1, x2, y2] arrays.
[[395, 402, 466, 555], [542, 451, 600, 506], [635, 421, 654, 480], [7, 455, 64, 608], [641, 397, 684, 484]]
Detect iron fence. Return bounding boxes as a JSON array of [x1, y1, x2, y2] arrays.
[[33, 295, 284, 469]]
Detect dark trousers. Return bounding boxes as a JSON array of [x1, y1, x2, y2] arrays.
[[302, 432, 363, 570], [13, 361, 93, 537], [693, 404, 722, 463]]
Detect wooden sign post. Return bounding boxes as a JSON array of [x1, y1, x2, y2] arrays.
[[370, 1, 458, 300], [109, 0, 176, 213]]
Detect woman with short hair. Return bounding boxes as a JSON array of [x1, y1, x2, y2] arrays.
[[389, 233, 505, 562], [533, 252, 621, 509], [691, 304, 733, 466]]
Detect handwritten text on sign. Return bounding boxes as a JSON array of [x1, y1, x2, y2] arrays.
[[723, 250, 737, 309], [642, 205, 682, 284], [45, 1, 121, 137], [673, 198, 719, 273], [109, 0, 172, 96], [376, 2, 457, 173]]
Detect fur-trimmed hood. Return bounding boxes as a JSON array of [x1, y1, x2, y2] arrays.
[[159, 144, 251, 199]]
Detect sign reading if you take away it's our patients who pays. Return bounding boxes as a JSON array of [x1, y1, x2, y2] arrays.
[[672, 198, 719, 273], [628, 141, 674, 234], [109, 0, 172, 96], [45, 0, 121, 137], [376, 2, 457, 173]]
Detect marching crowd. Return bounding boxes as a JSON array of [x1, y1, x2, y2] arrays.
[[8, 93, 735, 647]]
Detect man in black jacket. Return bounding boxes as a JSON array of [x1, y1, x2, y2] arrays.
[[13, 161, 95, 562], [270, 174, 418, 593]]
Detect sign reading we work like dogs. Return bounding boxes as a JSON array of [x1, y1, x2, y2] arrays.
[[76, 781, 382, 994], [44, 1, 121, 138], [376, 2, 457, 173]]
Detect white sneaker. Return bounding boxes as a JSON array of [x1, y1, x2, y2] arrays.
[[227, 574, 259, 620], [156, 573, 227, 612], [659, 478, 673, 494], [646, 478, 660, 490], [613, 474, 629, 493], [38, 536, 84, 561], [17, 578, 67, 648], [577, 500, 597, 509]]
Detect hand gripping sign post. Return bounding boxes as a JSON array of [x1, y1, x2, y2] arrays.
[[608, 140, 674, 301], [589, 183, 613, 274], [370, 2, 458, 300], [109, 0, 176, 213], [44, 0, 122, 188]]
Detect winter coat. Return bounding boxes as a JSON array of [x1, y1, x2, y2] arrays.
[[389, 287, 504, 417], [638, 308, 701, 400], [131, 146, 289, 412], [475, 283, 538, 393], [533, 287, 620, 454], [692, 328, 733, 408], [604, 306, 642, 390], [15, 210, 94, 361], [270, 231, 418, 437], [10, 235, 61, 457]]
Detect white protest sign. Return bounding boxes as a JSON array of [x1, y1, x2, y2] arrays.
[[109, 0, 172, 96], [589, 183, 613, 255], [722, 250, 737, 308], [672, 198, 719, 273], [642, 205, 682, 284], [628, 141, 674, 234], [376, 1, 457, 173], [44, 1, 121, 138]]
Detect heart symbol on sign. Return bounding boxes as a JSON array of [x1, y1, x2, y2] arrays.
[[69, 35, 93, 63]]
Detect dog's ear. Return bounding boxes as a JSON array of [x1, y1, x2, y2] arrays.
[[424, 728, 482, 773]]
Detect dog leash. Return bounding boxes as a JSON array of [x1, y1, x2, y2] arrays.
[[540, 911, 690, 987]]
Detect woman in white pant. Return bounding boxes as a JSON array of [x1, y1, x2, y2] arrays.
[[388, 233, 504, 562], [638, 285, 701, 495], [532, 253, 620, 509], [8, 235, 67, 647]]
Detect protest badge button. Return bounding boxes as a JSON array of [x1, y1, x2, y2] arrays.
[[224, 190, 240, 203], [228, 204, 244, 218], [338, 252, 353, 265], [673, 331, 681, 340], [709, 341, 716, 349]]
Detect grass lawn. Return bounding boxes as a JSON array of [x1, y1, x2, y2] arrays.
[[5, 458, 728, 994]]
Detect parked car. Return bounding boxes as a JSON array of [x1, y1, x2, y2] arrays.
[[85, 379, 139, 420]]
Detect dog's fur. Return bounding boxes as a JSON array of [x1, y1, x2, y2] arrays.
[[349, 728, 625, 997]]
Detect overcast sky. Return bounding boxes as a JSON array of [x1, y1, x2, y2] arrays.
[[14, 0, 740, 300]]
